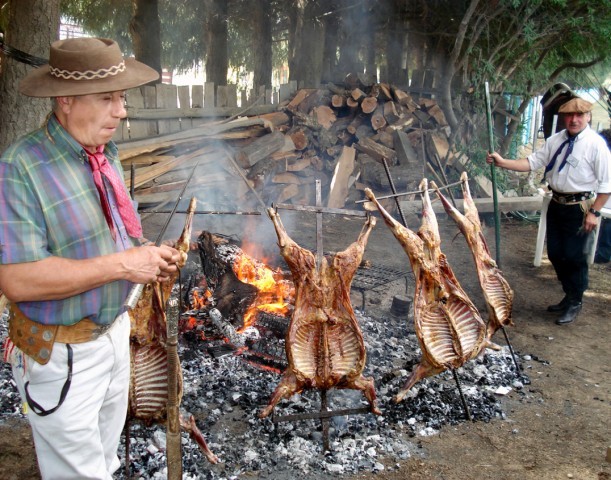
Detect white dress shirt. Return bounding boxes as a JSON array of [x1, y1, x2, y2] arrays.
[[528, 125, 610, 194]]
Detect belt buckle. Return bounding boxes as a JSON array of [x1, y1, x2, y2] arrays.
[[557, 196, 566, 204]]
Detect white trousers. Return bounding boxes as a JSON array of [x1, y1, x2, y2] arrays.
[[10, 312, 130, 480]]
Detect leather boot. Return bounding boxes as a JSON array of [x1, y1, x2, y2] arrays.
[[547, 295, 570, 313], [555, 303, 582, 325]]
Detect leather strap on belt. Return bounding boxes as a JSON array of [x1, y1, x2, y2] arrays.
[[8, 304, 112, 365]]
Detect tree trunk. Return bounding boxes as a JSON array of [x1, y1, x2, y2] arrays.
[[384, 1, 405, 84], [437, 61, 459, 132], [321, 5, 340, 82], [500, 96, 532, 156], [130, 0, 162, 80], [336, 0, 363, 77], [204, 0, 228, 87], [289, 0, 325, 88], [0, 0, 59, 154], [251, 0, 273, 90]]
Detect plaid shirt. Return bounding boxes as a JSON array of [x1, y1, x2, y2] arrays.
[[0, 114, 139, 326]]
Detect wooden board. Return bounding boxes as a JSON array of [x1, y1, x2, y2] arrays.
[[327, 146, 356, 208]]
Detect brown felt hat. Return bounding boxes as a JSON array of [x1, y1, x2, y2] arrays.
[[19, 37, 159, 97], [558, 97, 593, 114]]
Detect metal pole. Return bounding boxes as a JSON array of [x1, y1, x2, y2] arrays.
[[485, 81, 502, 268], [381, 158, 409, 227], [451, 369, 472, 421], [354, 179, 465, 204], [484, 83, 522, 377]]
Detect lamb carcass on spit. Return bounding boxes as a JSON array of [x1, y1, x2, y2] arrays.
[[432, 172, 514, 340], [128, 197, 218, 464], [365, 180, 492, 403], [259, 207, 381, 418]]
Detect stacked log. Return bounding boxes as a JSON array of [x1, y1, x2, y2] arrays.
[[119, 77, 459, 214]]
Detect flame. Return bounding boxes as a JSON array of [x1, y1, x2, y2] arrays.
[[191, 288, 213, 310], [232, 247, 293, 329]]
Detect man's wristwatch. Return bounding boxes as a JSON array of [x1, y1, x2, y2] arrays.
[[588, 207, 601, 217]]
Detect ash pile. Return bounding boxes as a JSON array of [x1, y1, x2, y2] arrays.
[[0, 237, 548, 479]]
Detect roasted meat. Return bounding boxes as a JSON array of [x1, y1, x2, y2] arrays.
[[128, 197, 218, 464], [365, 180, 490, 403], [432, 173, 514, 340], [259, 208, 381, 418]]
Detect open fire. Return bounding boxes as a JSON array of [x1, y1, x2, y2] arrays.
[[231, 244, 294, 330]]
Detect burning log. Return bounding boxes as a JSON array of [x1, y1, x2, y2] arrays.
[[365, 182, 495, 403], [259, 207, 381, 419]]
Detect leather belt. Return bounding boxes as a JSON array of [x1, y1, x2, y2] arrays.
[[8, 304, 114, 365], [55, 318, 113, 343], [551, 190, 593, 205]]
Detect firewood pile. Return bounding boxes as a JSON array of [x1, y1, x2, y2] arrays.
[[120, 76, 458, 213]]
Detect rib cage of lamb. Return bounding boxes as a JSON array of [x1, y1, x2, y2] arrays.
[[365, 180, 493, 403], [432, 172, 514, 340], [128, 197, 218, 464], [259, 207, 381, 419]]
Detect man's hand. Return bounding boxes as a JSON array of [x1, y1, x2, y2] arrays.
[[583, 211, 600, 234], [486, 152, 503, 166], [121, 244, 181, 284]]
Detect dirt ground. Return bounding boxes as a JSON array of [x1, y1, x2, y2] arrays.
[[0, 209, 609, 480]]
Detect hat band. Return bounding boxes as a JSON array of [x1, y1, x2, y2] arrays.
[[49, 61, 126, 81]]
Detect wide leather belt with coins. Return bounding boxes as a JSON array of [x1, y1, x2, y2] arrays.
[[551, 190, 593, 205], [8, 304, 113, 364]]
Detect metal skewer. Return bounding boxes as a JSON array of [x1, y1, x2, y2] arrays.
[[354, 179, 465, 204], [124, 160, 200, 310]]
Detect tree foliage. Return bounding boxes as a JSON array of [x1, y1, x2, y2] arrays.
[[2, 0, 610, 166]]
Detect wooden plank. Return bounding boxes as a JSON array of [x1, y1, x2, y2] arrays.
[[217, 85, 229, 108], [227, 84, 238, 107], [272, 172, 303, 184], [177, 85, 193, 130], [126, 146, 217, 190], [124, 103, 278, 120], [327, 146, 356, 208], [279, 83, 293, 102], [126, 87, 149, 140], [156, 84, 179, 135], [117, 117, 270, 151], [191, 85, 204, 108], [393, 130, 418, 166], [204, 82, 215, 108]]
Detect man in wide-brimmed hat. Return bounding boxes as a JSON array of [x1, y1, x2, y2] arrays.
[[0, 37, 182, 479], [486, 96, 610, 326]]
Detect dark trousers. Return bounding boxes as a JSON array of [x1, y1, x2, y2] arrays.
[[595, 217, 611, 262], [546, 201, 591, 303]]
